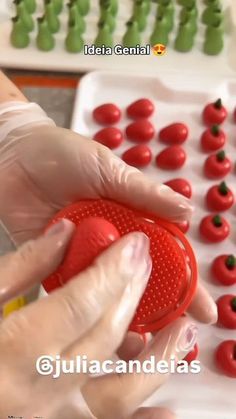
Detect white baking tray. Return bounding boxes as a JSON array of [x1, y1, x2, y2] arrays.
[[70, 70, 236, 419], [0, 0, 236, 77]]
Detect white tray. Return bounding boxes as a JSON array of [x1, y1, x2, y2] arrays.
[[70, 71, 236, 419], [0, 0, 236, 77]]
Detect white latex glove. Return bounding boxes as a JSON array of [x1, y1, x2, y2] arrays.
[[0, 101, 193, 245], [0, 101, 217, 418], [0, 220, 195, 419], [0, 102, 217, 325]]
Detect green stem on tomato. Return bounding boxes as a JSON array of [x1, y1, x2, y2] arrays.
[[98, 20, 105, 27], [126, 19, 135, 26], [212, 215, 222, 227], [211, 125, 220, 136], [186, 3, 196, 11], [216, 150, 225, 162], [214, 98, 222, 109], [226, 255, 236, 270], [231, 297, 236, 312], [218, 181, 228, 196]]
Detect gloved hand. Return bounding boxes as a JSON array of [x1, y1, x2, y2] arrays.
[[0, 223, 195, 419], [0, 101, 193, 245], [0, 101, 217, 325], [0, 101, 217, 418]]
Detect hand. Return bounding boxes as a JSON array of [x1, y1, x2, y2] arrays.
[[0, 221, 194, 419], [0, 102, 217, 325], [0, 102, 217, 418], [0, 102, 193, 245]]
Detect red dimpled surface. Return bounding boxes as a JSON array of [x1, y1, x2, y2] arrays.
[[42, 199, 197, 333]]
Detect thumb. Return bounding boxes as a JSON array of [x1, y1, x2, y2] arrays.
[[0, 219, 75, 305]]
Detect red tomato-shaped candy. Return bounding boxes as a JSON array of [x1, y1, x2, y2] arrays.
[[215, 340, 236, 378], [211, 255, 236, 286], [201, 125, 226, 152], [217, 295, 236, 329], [93, 103, 121, 125], [127, 98, 154, 119], [175, 221, 190, 234], [206, 182, 234, 212], [43, 217, 120, 292], [93, 127, 124, 149], [126, 119, 155, 143], [184, 343, 199, 364], [203, 99, 228, 125], [204, 151, 232, 179], [159, 123, 189, 145], [122, 144, 152, 168], [200, 214, 230, 243], [165, 178, 192, 198], [156, 146, 186, 170]]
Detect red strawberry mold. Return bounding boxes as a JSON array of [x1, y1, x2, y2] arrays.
[[42, 199, 197, 334]]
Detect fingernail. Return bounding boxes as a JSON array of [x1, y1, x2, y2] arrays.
[[45, 219, 75, 237], [178, 199, 195, 214], [122, 232, 152, 281], [175, 195, 194, 216], [206, 301, 218, 325], [177, 323, 198, 353], [161, 185, 194, 207], [160, 185, 194, 219]]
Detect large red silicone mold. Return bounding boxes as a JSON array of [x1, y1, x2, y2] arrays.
[[42, 199, 197, 333]]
